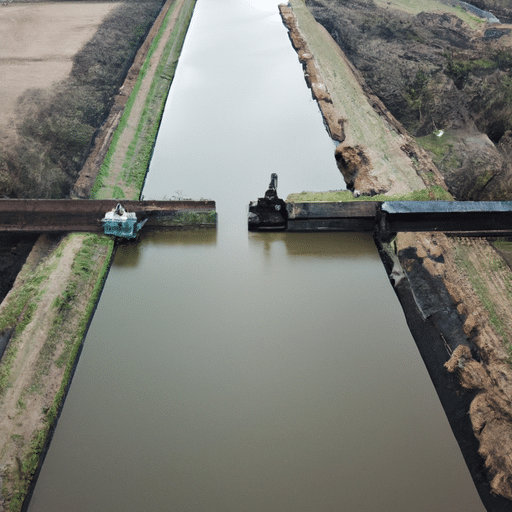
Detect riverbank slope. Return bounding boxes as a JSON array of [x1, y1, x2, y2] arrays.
[[283, 1, 512, 509]]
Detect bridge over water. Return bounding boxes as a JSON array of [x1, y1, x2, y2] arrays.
[[1, 198, 511, 239], [250, 198, 512, 239]]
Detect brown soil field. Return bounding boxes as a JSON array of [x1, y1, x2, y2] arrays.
[[0, 2, 118, 147]]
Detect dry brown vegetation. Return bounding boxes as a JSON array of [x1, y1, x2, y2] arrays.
[[0, 0, 165, 199], [304, 0, 512, 200]]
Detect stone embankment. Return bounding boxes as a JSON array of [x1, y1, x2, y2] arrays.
[[283, 1, 512, 509]]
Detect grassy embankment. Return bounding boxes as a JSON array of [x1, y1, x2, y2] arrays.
[[287, 0, 429, 195], [0, 234, 113, 512], [91, 0, 197, 201], [285, 0, 451, 201], [287, 187, 452, 202], [0, 1, 197, 509]]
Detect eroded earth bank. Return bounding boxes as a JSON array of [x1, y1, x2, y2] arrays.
[[282, 1, 512, 510]]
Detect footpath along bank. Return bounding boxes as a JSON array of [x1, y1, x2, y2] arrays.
[[0, 0, 198, 510], [282, 1, 512, 510]]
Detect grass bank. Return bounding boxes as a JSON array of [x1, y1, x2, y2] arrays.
[[0, 233, 114, 511], [287, 186, 452, 202], [286, 0, 441, 196], [92, 0, 197, 200]]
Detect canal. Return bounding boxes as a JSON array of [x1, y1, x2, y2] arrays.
[[28, 0, 485, 510]]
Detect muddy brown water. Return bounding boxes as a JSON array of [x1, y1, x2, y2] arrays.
[[28, 1, 485, 510]]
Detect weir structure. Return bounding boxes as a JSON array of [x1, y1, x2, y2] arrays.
[[250, 199, 512, 237], [0, 199, 216, 235], [248, 182, 512, 237], [287, 200, 512, 239]]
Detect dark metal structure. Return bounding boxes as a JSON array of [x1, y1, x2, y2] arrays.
[[248, 174, 288, 231], [286, 201, 379, 232], [248, 181, 512, 237], [378, 201, 512, 239]]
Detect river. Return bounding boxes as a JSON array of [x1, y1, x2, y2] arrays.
[[28, 1, 485, 510]]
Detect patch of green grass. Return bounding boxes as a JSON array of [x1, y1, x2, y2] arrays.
[[492, 239, 512, 252], [158, 211, 217, 226], [0, 259, 55, 397], [415, 131, 464, 172], [7, 428, 47, 512], [287, 185, 452, 202], [416, 131, 455, 162], [32, 234, 114, 389], [446, 57, 497, 87], [112, 186, 126, 199]]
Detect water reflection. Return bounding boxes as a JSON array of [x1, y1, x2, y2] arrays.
[[28, 230, 484, 512], [249, 231, 376, 259], [113, 229, 217, 267]]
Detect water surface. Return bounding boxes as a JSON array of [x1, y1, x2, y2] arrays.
[[28, 1, 485, 511]]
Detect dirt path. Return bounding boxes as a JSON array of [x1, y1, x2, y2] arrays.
[[74, 0, 192, 200], [101, 0, 187, 200], [0, 235, 83, 466], [0, 232, 114, 510]]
